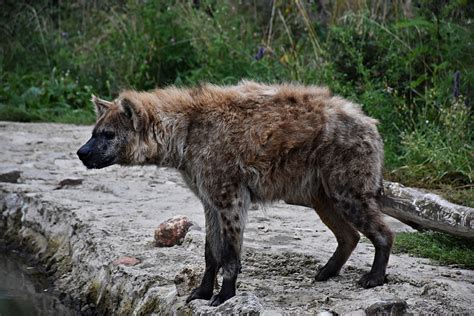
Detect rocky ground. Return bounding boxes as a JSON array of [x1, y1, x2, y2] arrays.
[[0, 122, 473, 315]]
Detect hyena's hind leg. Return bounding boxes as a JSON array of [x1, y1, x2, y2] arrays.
[[313, 196, 360, 281], [334, 193, 394, 288]]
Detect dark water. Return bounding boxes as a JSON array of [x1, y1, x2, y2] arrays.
[[0, 249, 74, 316]]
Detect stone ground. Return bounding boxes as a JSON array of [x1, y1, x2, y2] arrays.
[[0, 122, 473, 315]]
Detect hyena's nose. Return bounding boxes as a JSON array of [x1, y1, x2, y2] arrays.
[[77, 146, 91, 161]]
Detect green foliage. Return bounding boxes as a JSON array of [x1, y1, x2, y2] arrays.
[[0, 0, 473, 198], [0, 69, 94, 123], [0, 1, 197, 123], [394, 231, 474, 268], [395, 96, 473, 186]]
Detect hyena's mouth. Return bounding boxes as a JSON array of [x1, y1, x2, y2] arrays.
[[77, 146, 117, 169], [81, 156, 117, 169], [77, 137, 118, 169]]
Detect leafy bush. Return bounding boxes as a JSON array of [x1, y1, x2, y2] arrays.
[[0, 1, 197, 123], [0, 69, 94, 123], [396, 95, 472, 186]]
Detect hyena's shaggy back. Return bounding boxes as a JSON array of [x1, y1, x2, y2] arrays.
[[79, 80, 393, 306], [145, 81, 384, 205]]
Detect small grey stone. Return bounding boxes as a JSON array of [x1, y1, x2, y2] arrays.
[[0, 170, 21, 183], [191, 292, 263, 315], [57, 178, 84, 189], [213, 292, 263, 315], [365, 299, 408, 316]]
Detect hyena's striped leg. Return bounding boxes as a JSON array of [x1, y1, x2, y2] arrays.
[[186, 203, 220, 303], [313, 196, 360, 281], [335, 195, 394, 288], [208, 187, 249, 307]]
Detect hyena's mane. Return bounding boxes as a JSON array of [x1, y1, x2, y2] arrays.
[[116, 88, 196, 167]]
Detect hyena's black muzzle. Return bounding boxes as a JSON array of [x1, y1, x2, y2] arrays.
[[77, 135, 117, 169]]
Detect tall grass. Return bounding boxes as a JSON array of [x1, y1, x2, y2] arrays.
[[0, 0, 473, 203]]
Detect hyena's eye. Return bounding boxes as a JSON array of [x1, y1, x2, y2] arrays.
[[103, 131, 115, 140]]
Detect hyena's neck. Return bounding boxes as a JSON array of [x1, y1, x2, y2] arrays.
[[156, 113, 189, 169], [145, 91, 194, 169]]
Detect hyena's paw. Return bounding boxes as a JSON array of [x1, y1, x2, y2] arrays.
[[314, 265, 339, 281], [209, 292, 235, 307], [186, 286, 213, 303], [358, 272, 387, 288]]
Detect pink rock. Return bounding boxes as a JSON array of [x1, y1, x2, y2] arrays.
[[154, 215, 193, 247], [112, 256, 141, 266]]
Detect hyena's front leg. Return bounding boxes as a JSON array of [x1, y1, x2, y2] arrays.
[[208, 185, 249, 306], [186, 186, 249, 306], [186, 203, 220, 302]]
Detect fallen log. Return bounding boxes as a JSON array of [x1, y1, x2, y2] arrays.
[[381, 181, 474, 239]]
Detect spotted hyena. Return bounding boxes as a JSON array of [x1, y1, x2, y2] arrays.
[[77, 81, 394, 306]]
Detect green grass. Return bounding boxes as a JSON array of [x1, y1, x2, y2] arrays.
[[0, 105, 94, 124], [433, 186, 474, 209], [394, 231, 474, 268]]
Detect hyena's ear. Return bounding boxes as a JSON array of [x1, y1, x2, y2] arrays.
[[92, 95, 113, 119], [120, 97, 148, 132]]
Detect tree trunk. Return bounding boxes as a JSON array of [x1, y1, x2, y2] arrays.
[[381, 181, 474, 239]]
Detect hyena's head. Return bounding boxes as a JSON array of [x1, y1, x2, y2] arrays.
[[77, 93, 152, 169]]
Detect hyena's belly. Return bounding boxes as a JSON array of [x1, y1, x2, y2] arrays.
[[247, 163, 323, 205]]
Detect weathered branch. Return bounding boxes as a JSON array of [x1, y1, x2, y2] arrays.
[[381, 181, 474, 239]]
